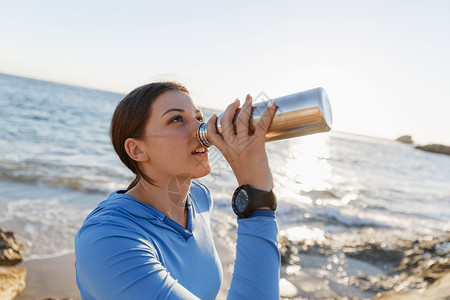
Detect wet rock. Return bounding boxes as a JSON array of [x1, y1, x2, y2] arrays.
[[279, 236, 299, 265], [279, 229, 450, 297], [344, 244, 404, 271], [376, 272, 450, 300], [0, 229, 26, 299], [0, 229, 23, 266], [394, 236, 450, 284], [415, 144, 450, 156], [396, 135, 413, 144], [351, 235, 450, 295], [0, 266, 26, 300]]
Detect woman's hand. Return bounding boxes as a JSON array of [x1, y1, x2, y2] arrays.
[[206, 94, 277, 191]]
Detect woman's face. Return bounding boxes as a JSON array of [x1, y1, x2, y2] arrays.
[[140, 90, 211, 182]]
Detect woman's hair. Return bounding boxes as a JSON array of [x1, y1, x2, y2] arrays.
[[110, 81, 190, 190]]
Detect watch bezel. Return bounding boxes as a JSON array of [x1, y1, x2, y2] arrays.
[[232, 185, 252, 218]]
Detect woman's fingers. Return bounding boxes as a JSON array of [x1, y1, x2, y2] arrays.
[[254, 100, 277, 139], [235, 94, 252, 138], [208, 95, 275, 160], [220, 98, 240, 140], [205, 94, 275, 192]]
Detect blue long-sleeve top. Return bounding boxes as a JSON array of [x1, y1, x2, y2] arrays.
[[75, 181, 280, 299]]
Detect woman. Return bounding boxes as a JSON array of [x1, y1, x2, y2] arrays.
[[75, 82, 280, 299]]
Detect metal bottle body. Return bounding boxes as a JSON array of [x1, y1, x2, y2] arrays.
[[197, 87, 332, 147]]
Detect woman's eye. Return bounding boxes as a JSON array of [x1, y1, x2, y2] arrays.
[[170, 115, 183, 123], [170, 115, 203, 124]]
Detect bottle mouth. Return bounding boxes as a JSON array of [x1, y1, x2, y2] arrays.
[[197, 122, 212, 147], [318, 87, 333, 129]]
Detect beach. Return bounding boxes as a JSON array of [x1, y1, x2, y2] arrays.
[[1, 73, 450, 299], [10, 217, 450, 299], [15, 254, 80, 300]]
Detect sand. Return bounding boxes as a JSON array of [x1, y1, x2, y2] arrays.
[[16, 254, 81, 300]]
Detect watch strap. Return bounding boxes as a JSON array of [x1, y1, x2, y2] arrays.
[[247, 186, 277, 211]]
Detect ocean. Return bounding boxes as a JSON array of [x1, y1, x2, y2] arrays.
[[1, 73, 449, 299]]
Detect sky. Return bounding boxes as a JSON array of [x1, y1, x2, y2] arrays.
[[1, 0, 450, 145]]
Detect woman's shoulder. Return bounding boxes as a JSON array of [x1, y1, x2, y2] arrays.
[[80, 191, 162, 228], [75, 192, 164, 248]]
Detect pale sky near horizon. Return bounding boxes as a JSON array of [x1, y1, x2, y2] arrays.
[[1, 0, 450, 145]]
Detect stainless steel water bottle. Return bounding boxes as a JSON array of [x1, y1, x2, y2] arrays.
[[197, 87, 332, 147]]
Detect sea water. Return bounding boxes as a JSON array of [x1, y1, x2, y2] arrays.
[[1, 73, 449, 298]]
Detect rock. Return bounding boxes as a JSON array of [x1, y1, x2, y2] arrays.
[[344, 244, 405, 272], [342, 235, 450, 295], [396, 135, 413, 144], [415, 144, 450, 156], [0, 229, 23, 266], [279, 278, 299, 298], [0, 230, 26, 299], [279, 236, 295, 265], [0, 266, 27, 300], [375, 271, 450, 300], [394, 236, 450, 284]]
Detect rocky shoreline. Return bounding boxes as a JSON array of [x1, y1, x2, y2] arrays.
[[3, 226, 450, 299], [396, 135, 450, 156], [278, 229, 450, 299], [0, 228, 78, 300], [0, 228, 26, 299], [415, 144, 450, 156]]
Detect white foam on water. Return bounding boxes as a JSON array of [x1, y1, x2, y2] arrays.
[[279, 225, 326, 244], [0, 180, 104, 260], [4, 198, 86, 258]]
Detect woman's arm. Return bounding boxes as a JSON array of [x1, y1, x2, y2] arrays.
[[207, 94, 280, 299], [228, 211, 280, 299]]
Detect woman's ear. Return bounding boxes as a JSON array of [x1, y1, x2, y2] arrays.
[[124, 138, 149, 162]]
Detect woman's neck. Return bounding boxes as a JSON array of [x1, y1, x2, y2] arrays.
[[126, 176, 192, 228]]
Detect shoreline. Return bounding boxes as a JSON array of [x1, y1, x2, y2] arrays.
[[7, 215, 450, 299]]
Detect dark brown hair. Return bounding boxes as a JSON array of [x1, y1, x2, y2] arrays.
[[110, 81, 189, 190]]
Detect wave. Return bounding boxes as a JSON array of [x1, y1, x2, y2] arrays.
[[0, 173, 124, 194], [1, 197, 90, 259], [0, 159, 130, 193], [24, 249, 75, 262], [309, 206, 391, 228], [303, 189, 340, 199]]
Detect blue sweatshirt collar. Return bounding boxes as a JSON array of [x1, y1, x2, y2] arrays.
[[106, 190, 194, 240]]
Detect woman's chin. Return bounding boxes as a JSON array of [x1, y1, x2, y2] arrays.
[[192, 163, 212, 178]]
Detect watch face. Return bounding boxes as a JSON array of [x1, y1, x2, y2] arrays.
[[234, 189, 249, 214]]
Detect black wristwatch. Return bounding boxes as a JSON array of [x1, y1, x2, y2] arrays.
[[232, 185, 277, 219]]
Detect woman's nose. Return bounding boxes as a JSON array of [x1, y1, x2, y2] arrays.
[[192, 119, 202, 138]]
